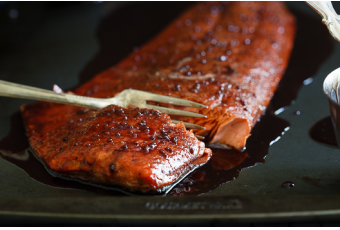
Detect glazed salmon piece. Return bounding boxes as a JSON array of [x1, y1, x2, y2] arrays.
[[21, 1, 295, 192], [21, 103, 211, 192]]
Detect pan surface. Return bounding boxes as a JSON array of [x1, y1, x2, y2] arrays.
[[1, 1, 340, 226]]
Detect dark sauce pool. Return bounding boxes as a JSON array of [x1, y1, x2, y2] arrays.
[[310, 116, 338, 148], [0, 3, 334, 196]]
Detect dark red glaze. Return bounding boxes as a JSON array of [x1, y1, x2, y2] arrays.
[[21, 104, 211, 192], [169, 113, 291, 196], [309, 116, 338, 147], [282, 181, 295, 188]]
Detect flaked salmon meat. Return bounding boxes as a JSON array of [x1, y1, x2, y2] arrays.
[[21, 1, 296, 192]]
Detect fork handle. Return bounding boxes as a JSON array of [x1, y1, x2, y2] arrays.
[[0, 80, 114, 109], [306, 1, 340, 42]]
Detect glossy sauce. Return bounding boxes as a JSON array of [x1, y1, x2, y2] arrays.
[[309, 116, 338, 148], [282, 181, 295, 188], [0, 3, 334, 196]]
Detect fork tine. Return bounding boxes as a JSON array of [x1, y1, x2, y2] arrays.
[[195, 134, 205, 140], [146, 104, 207, 118], [171, 119, 206, 130], [133, 90, 208, 108]]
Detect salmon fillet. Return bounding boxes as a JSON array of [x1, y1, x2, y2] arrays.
[[20, 1, 295, 192]]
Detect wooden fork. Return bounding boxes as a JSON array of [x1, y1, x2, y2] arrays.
[[0, 80, 207, 138]]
